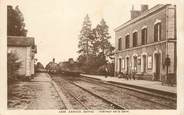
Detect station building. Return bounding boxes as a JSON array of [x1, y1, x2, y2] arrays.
[[8, 36, 37, 77], [114, 4, 176, 81]]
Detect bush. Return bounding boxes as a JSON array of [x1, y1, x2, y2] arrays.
[[97, 63, 114, 76], [7, 52, 21, 83]]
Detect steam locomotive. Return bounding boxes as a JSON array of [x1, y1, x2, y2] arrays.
[[45, 59, 82, 76]]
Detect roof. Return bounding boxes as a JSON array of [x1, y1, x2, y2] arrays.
[[7, 36, 35, 47], [114, 4, 172, 31]]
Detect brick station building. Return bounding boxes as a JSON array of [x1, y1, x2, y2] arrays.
[[114, 4, 176, 81]]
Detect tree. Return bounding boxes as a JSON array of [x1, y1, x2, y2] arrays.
[[96, 19, 111, 53], [7, 52, 22, 83], [90, 28, 100, 56], [35, 62, 44, 72], [94, 19, 114, 64], [7, 5, 27, 36], [78, 14, 93, 59], [36, 62, 44, 69], [77, 16, 115, 74]]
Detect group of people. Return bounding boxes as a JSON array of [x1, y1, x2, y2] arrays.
[[103, 65, 137, 80]]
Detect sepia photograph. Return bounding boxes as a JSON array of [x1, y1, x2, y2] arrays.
[[1, 0, 184, 114]]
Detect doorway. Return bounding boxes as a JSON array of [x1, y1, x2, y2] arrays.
[[142, 55, 146, 72], [155, 53, 161, 80], [126, 57, 129, 74]]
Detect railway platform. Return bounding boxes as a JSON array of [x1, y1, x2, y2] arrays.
[[26, 73, 66, 109], [80, 74, 176, 95], [8, 73, 66, 109]]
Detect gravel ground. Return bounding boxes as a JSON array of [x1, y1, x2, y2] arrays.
[[8, 73, 65, 110], [52, 76, 115, 109]]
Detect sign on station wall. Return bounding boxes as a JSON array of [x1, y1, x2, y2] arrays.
[[148, 56, 152, 69]]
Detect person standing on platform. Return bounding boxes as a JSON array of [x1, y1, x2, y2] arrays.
[[104, 66, 108, 78]]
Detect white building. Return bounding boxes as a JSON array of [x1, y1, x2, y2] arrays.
[[8, 36, 37, 77]]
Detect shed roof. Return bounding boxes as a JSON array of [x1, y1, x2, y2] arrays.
[[8, 36, 35, 47]]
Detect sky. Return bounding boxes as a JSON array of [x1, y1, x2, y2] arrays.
[[7, 0, 177, 66]]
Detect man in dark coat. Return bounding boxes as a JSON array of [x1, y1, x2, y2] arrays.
[[104, 66, 108, 78]]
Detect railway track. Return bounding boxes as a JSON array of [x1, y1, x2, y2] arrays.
[[76, 76, 176, 109], [67, 80, 126, 109], [57, 81, 89, 109], [52, 75, 126, 110], [50, 74, 176, 109]]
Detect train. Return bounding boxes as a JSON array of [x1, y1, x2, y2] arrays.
[[43, 58, 114, 76], [45, 59, 82, 76]]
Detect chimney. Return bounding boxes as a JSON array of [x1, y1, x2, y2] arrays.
[[53, 58, 55, 63], [131, 10, 141, 19], [141, 4, 148, 12], [68, 58, 74, 64], [130, 4, 148, 19]]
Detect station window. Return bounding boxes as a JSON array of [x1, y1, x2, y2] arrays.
[[118, 38, 122, 50], [125, 35, 130, 49], [133, 32, 138, 47], [154, 23, 161, 42], [141, 28, 147, 45]]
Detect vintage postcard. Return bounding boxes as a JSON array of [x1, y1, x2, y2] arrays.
[[0, 0, 184, 115]]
